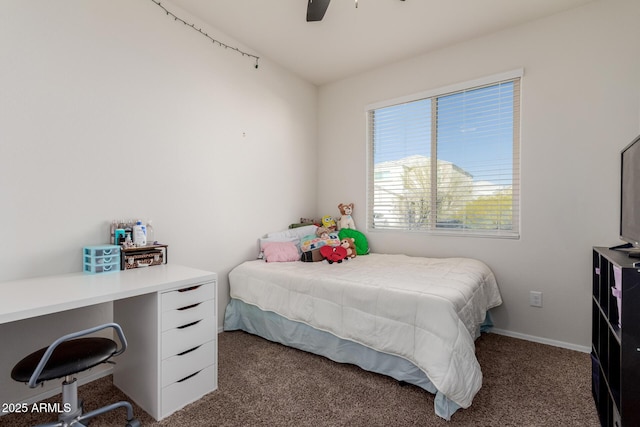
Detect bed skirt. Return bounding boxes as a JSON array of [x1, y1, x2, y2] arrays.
[[224, 298, 493, 420]]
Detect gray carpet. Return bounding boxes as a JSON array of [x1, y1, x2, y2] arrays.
[[2, 331, 599, 426]]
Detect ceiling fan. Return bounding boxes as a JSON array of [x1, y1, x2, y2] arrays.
[[306, 0, 331, 22], [306, 0, 405, 22]]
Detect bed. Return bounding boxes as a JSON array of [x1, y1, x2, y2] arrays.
[[223, 227, 502, 420]]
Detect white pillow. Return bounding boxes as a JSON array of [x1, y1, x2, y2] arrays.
[[266, 225, 318, 241]]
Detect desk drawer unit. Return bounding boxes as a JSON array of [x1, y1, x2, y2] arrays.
[[160, 282, 216, 418], [113, 275, 217, 421]]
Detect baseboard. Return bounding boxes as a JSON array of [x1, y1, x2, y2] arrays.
[[490, 328, 591, 353]]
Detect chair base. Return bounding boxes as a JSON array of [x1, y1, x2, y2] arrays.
[[32, 377, 139, 427]]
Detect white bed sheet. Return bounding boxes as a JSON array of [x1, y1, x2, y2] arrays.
[[228, 253, 502, 409]]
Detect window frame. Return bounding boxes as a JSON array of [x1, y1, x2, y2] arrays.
[[365, 69, 523, 238]]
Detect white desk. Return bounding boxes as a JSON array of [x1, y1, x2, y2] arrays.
[[0, 264, 218, 421]]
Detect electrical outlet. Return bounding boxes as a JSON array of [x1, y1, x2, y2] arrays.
[[530, 291, 543, 308]]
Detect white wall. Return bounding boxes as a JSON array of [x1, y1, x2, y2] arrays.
[[317, 0, 640, 349], [0, 0, 316, 403]]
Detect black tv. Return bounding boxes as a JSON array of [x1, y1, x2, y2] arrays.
[[620, 134, 640, 254]]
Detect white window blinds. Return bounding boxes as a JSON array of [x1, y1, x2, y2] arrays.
[[367, 73, 521, 237]]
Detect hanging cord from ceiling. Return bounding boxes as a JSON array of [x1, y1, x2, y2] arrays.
[[149, 0, 260, 69]]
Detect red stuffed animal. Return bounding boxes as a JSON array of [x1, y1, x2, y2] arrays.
[[319, 245, 347, 264]]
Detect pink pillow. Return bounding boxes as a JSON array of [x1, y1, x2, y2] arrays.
[[262, 242, 300, 262]]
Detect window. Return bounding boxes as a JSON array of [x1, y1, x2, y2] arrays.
[[367, 71, 521, 237]]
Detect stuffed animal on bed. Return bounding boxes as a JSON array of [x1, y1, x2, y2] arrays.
[[337, 203, 356, 230], [316, 226, 330, 239], [321, 215, 337, 232], [319, 245, 347, 264], [340, 238, 357, 259]]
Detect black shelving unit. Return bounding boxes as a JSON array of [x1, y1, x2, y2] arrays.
[[592, 247, 640, 427]]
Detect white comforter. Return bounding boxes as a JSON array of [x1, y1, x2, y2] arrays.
[[229, 253, 502, 408]]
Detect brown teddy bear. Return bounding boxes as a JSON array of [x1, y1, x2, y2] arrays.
[[340, 238, 357, 259], [337, 203, 356, 230]]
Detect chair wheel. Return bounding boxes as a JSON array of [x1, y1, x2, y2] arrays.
[[126, 419, 141, 427]]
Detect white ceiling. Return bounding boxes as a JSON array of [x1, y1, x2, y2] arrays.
[[169, 0, 595, 85]]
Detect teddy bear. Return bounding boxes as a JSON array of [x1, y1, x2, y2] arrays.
[[337, 203, 356, 230], [340, 238, 357, 259]]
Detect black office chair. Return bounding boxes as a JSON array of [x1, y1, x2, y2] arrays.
[[11, 323, 140, 427]]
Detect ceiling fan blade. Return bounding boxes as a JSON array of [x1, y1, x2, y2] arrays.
[[306, 0, 331, 22]]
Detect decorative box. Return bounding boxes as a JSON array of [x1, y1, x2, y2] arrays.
[[121, 244, 168, 270], [83, 245, 121, 274]]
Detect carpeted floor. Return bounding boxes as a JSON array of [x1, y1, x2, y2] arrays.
[[2, 331, 599, 426]]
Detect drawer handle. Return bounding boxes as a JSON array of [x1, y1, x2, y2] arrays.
[[177, 344, 202, 356], [178, 302, 202, 311], [178, 285, 202, 293], [177, 369, 202, 383], [177, 319, 202, 329]]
